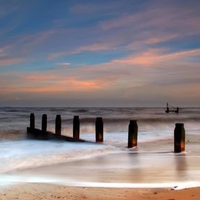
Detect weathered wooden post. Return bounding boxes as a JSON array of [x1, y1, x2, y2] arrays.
[[30, 113, 35, 130], [42, 114, 47, 132], [128, 120, 138, 148], [73, 116, 80, 139], [96, 117, 103, 142], [174, 123, 185, 153], [55, 115, 61, 135]]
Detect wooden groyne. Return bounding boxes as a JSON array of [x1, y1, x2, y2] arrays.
[[27, 113, 85, 142], [95, 117, 103, 142], [128, 120, 138, 148], [174, 123, 185, 153], [27, 113, 185, 153]]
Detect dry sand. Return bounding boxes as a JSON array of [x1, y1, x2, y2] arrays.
[[0, 184, 200, 200]]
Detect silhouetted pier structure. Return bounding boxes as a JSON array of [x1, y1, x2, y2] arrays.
[[165, 103, 179, 113], [27, 113, 185, 153], [27, 113, 85, 142], [128, 120, 138, 148]]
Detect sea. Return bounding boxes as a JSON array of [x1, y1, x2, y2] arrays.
[[0, 107, 200, 189]]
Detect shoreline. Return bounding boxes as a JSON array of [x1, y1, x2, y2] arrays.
[[1, 134, 200, 188], [0, 134, 200, 199]]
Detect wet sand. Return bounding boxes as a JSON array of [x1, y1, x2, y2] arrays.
[[0, 134, 200, 199], [5, 134, 200, 187]]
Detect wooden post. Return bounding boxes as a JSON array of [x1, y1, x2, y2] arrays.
[[73, 116, 80, 139], [174, 123, 185, 153], [128, 120, 138, 148], [55, 115, 61, 135], [96, 117, 103, 142], [30, 113, 35, 129], [42, 114, 47, 132]]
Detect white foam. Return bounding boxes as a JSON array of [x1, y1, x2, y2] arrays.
[[0, 140, 118, 173], [0, 130, 174, 173], [0, 174, 200, 190]]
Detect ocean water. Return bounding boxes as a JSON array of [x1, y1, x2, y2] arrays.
[[0, 107, 200, 189]]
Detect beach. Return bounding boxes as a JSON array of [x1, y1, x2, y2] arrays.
[[0, 107, 200, 199], [1, 184, 200, 200], [0, 134, 200, 199], [1, 0, 200, 198]]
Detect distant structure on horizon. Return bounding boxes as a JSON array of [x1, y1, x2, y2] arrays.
[[165, 103, 179, 113]]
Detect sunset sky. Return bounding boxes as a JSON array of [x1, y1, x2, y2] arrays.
[[0, 0, 200, 107]]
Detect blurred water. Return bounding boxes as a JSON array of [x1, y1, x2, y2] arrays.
[[0, 107, 199, 187], [1, 107, 200, 135]]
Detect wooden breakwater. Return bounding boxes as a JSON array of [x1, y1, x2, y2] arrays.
[[27, 113, 185, 153], [27, 113, 85, 142]]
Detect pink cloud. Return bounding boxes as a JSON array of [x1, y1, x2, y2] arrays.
[[112, 48, 200, 67], [146, 34, 178, 44], [19, 78, 102, 94], [11, 71, 106, 94]]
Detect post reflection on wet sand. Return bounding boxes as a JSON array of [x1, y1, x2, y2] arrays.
[[175, 153, 188, 180]]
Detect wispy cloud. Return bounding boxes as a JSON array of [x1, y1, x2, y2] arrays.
[[48, 42, 115, 60], [56, 62, 71, 67], [0, 58, 24, 66], [99, 1, 200, 43], [0, 48, 7, 57], [0, 1, 20, 17], [0, 71, 104, 95], [46, 0, 200, 67], [113, 48, 200, 67], [145, 34, 178, 44], [108, 2, 198, 27]]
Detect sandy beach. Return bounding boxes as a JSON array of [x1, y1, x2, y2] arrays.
[[0, 184, 200, 200]]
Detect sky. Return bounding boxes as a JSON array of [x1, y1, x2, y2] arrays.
[[0, 0, 200, 107]]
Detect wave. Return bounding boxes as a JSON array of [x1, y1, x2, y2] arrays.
[[47, 116, 200, 125], [0, 140, 118, 173], [1, 106, 200, 141]]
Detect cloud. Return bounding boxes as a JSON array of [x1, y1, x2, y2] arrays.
[[0, 48, 7, 57], [0, 70, 105, 95], [46, 0, 200, 67], [0, 1, 20, 17], [145, 34, 178, 44], [1, 46, 200, 106], [56, 62, 71, 67], [0, 44, 24, 67], [14, 30, 56, 55], [48, 42, 115, 60], [0, 29, 58, 64], [0, 0, 200, 106], [18, 78, 101, 93], [0, 58, 23, 66], [113, 48, 200, 67], [70, 43, 113, 54], [99, 1, 200, 41]]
